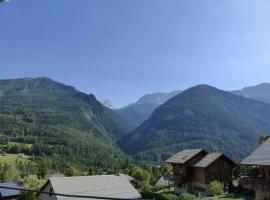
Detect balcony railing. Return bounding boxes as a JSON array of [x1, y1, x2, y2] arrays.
[[240, 177, 270, 192]]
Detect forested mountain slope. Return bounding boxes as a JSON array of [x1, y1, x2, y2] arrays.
[[119, 85, 270, 162], [0, 77, 133, 170]]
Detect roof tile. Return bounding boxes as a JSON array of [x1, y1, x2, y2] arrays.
[[48, 175, 141, 200], [241, 138, 270, 166], [165, 149, 205, 164]]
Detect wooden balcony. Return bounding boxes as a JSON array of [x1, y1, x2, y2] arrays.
[[240, 177, 270, 192]]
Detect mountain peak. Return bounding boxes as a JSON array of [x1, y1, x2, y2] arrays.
[[0, 77, 78, 96], [189, 84, 219, 90], [116, 90, 181, 126], [119, 85, 270, 162], [101, 99, 114, 109]]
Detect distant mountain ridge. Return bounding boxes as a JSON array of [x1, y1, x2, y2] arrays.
[[233, 83, 270, 104], [119, 85, 270, 162], [2, 78, 270, 167], [116, 90, 181, 126], [136, 90, 181, 105], [0, 77, 133, 169], [116, 83, 270, 127]]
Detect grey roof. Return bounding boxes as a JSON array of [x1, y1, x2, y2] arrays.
[[193, 152, 222, 168], [121, 174, 135, 182], [0, 182, 23, 198], [165, 149, 205, 164], [47, 175, 141, 200], [241, 138, 270, 166]]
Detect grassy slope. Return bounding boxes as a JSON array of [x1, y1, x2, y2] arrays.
[[0, 154, 30, 165]]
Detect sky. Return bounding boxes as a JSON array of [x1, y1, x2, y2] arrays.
[[1, 0, 270, 107]]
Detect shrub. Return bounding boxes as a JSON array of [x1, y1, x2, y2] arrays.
[[1, 164, 21, 182], [140, 185, 155, 199], [65, 165, 82, 177], [208, 181, 224, 196], [132, 168, 151, 185]]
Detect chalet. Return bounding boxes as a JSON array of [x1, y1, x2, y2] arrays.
[[240, 138, 270, 200], [38, 174, 142, 200], [0, 182, 23, 200], [166, 149, 236, 194]]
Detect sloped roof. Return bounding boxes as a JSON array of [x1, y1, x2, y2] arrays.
[[121, 174, 135, 182], [241, 138, 270, 166], [193, 152, 222, 168], [165, 149, 206, 164], [0, 182, 23, 198], [45, 175, 141, 200]]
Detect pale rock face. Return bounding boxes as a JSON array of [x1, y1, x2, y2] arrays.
[[101, 99, 114, 109]]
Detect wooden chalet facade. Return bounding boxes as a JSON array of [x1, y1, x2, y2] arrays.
[[166, 149, 236, 194], [240, 138, 270, 200]]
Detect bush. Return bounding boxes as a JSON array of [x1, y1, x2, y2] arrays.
[[208, 181, 224, 196], [65, 166, 82, 177], [140, 185, 155, 199], [37, 160, 48, 179], [132, 168, 151, 185], [1, 164, 21, 182], [23, 177, 46, 190]]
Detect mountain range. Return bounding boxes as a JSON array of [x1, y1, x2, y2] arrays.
[[1, 77, 270, 168], [116, 90, 181, 126], [116, 83, 270, 127], [0, 77, 133, 170], [119, 85, 270, 162]]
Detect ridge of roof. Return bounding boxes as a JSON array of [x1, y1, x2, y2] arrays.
[[193, 152, 222, 168], [165, 149, 206, 164], [49, 174, 121, 180]]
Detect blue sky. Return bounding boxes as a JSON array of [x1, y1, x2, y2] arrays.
[[1, 0, 270, 107]]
